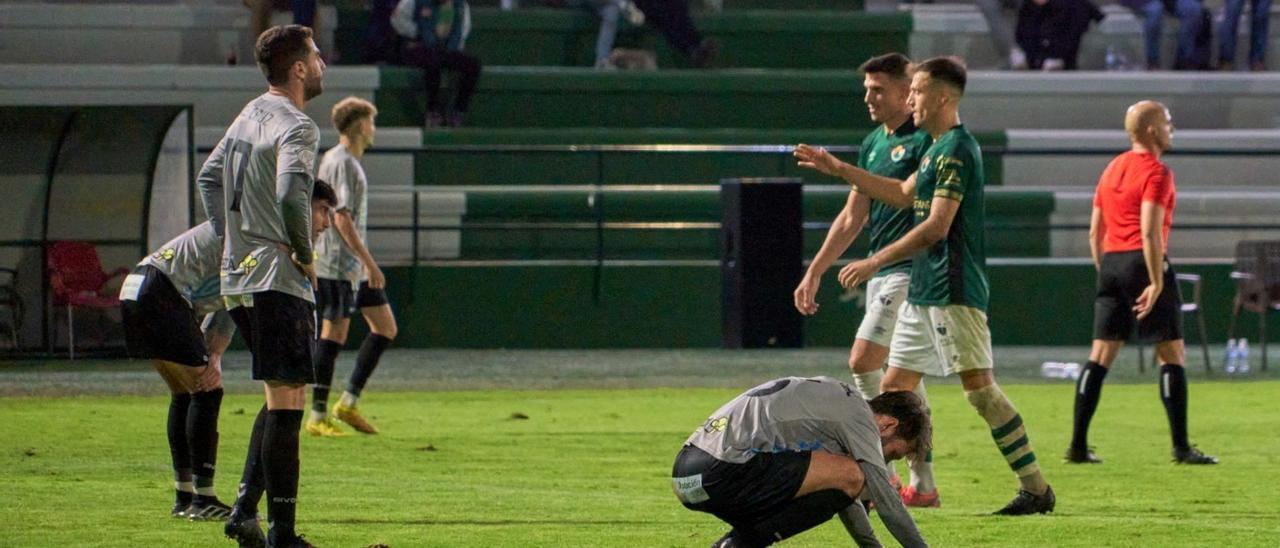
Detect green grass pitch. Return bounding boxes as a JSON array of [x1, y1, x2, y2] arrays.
[[3, 349, 1279, 546]]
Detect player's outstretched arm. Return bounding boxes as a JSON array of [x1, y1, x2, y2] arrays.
[[835, 500, 884, 548], [859, 463, 928, 548], [837, 196, 958, 289], [794, 144, 915, 209], [795, 191, 870, 315]]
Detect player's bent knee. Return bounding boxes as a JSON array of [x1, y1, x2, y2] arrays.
[[802, 452, 865, 500]]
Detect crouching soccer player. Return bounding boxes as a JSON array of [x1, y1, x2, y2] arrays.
[[119, 221, 236, 521], [672, 377, 930, 548]]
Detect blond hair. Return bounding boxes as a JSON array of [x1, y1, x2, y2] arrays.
[[331, 96, 378, 135]]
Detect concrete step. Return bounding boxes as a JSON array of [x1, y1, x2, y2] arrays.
[[1003, 129, 1280, 187], [909, 4, 1280, 70], [0, 2, 338, 66], [0, 65, 378, 130]]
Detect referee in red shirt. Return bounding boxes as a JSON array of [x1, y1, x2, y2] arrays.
[[1065, 101, 1217, 466]]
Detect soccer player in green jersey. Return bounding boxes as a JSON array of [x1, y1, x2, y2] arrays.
[[793, 52, 940, 508], [795, 56, 1056, 515]]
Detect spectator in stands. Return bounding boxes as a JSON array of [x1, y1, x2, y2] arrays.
[[1219, 0, 1270, 71], [392, 0, 483, 128], [631, 0, 718, 68], [363, 0, 403, 64], [973, 0, 1027, 69], [1121, 0, 1209, 70], [245, 1, 322, 56], [546, 0, 627, 68], [1015, 0, 1105, 70]]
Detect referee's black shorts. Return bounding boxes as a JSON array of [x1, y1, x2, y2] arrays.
[[1093, 250, 1183, 343], [120, 265, 208, 367], [671, 445, 810, 528], [228, 291, 316, 384], [315, 278, 390, 321]]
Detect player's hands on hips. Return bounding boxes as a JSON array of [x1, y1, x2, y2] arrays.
[[1133, 283, 1160, 319], [367, 263, 386, 289], [838, 258, 879, 289], [794, 274, 821, 316], [793, 144, 844, 178]]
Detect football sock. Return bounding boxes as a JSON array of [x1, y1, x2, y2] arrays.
[[311, 339, 342, 420], [233, 404, 268, 516], [745, 489, 854, 545], [850, 369, 883, 401], [346, 334, 392, 397], [167, 393, 193, 482], [966, 383, 1049, 495], [188, 387, 223, 495], [907, 381, 936, 493], [1070, 361, 1108, 450], [1160, 364, 1190, 451], [263, 409, 303, 543]]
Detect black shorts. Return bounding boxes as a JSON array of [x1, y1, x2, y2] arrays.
[[228, 291, 316, 384], [671, 445, 810, 528], [1093, 250, 1183, 343], [121, 265, 208, 367], [315, 278, 390, 320]]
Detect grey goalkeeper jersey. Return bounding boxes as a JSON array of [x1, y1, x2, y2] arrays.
[[137, 222, 224, 316], [685, 376, 927, 548], [198, 93, 319, 303], [314, 143, 368, 284]]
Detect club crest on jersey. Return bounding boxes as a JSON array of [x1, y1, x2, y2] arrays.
[[920, 155, 932, 171], [891, 145, 906, 162], [237, 254, 260, 273], [153, 248, 176, 262], [703, 416, 729, 433], [867, 150, 877, 163]]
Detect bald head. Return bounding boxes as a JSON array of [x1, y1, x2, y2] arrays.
[[1124, 100, 1173, 153]]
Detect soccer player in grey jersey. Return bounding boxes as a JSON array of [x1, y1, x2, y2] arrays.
[[674, 377, 931, 547], [308, 96, 398, 437], [197, 24, 327, 548], [120, 221, 236, 521]]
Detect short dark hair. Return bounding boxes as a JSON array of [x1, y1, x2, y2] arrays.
[[869, 390, 932, 462], [313, 178, 337, 206], [859, 52, 912, 80], [255, 24, 314, 86], [912, 56, 968, 95]]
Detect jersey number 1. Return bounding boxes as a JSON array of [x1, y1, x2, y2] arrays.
[[224, 139, 253, 212]]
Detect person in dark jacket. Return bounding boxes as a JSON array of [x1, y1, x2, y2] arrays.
[[392, 0, 483, 127], [1016, 0, 1105, 70]]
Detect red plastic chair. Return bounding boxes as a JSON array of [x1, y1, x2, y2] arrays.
[[47, 241, 129, 359]]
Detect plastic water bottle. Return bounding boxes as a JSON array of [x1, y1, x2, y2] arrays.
[[1238, 339, 1251, 374], [1040, 361, 1081, 380], [1105, 46, 1120, 71], [1224, 339, 1239, 374]]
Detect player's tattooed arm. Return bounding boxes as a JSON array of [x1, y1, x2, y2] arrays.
[[197, 139, 228, 237], [835, 500, 884, 548], [859, 463, 928, 548], [279, 171, 315, 264]]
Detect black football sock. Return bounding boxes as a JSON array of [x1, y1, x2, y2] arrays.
[[233, 404, 268, 516], [1160, 364, 1190, 451], [167, 393, 193, 489], [188, 387, 223, 497], [1070, 361, 1109, 450], [346, 334, 392, 397], [311, 339, 342, 418], [263, 409, 303, 543]]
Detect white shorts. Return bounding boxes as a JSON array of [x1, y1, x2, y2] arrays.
[[887, 303, 994, 377], [855, 272, 910, 348]]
